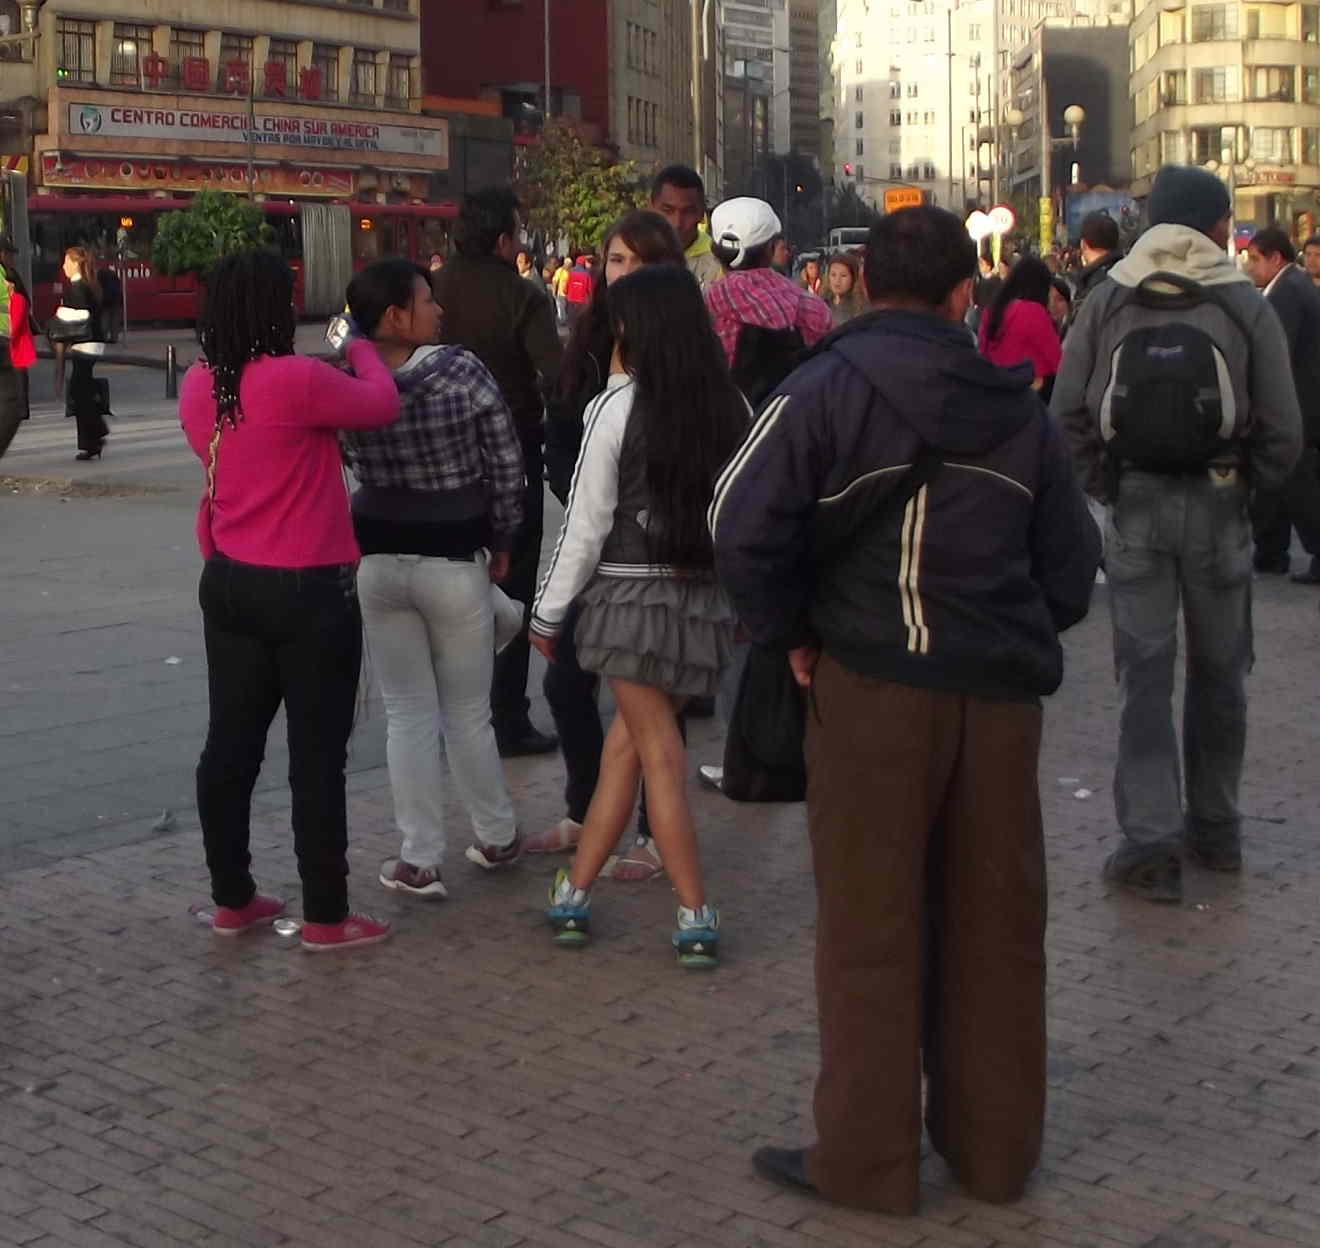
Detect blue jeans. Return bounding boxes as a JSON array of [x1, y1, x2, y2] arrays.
[[1105, 470, 1253, 857]]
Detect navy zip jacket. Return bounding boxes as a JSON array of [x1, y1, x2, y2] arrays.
[[711, 308, 1101, 701]]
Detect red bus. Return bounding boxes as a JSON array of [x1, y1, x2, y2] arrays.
[[26, 195, 458, 325]]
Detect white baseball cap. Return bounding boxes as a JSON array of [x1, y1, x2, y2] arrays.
[[710, 197, 783, 270]]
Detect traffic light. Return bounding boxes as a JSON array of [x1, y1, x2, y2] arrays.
[[843, 162, 853, 176]]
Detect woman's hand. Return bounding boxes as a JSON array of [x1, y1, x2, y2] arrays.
[[788, 644, 820, 688], [488, 551, 510, 583], [529, 631, 556, 663]]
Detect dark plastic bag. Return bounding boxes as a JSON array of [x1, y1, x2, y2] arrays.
[[721, 645, 807, 803]]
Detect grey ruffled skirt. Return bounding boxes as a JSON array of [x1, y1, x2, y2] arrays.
[[574, 574, 734, 698]]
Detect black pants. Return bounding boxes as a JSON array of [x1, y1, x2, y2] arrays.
[[492, 435, 545, 735], [1252, 446, 1320, 565], [0, 355, 20, 458], [196, 556, 362, 924], [69, 357, 107, 454]]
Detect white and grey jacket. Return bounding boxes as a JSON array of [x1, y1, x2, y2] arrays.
[[1051, 223, 1302, 501]]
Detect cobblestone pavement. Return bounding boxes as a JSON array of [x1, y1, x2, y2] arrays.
[[3, 556, 1320, 1246]]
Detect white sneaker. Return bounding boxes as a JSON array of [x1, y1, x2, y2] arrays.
[[698, 765, 724, 791]]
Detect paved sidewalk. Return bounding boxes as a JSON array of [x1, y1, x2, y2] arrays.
[[3, 564, 1320, 1246]]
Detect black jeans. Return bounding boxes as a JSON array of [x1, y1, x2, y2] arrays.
[[492, 434, 545, 734], [69, 357, 107, 454], [1252, 446, 1320, 564], [196, 555, 362, 923]]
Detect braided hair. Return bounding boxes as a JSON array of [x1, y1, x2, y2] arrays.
[[198, 250, 296, 429]]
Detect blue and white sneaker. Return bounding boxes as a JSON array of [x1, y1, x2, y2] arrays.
[[546, 868, 591, 947], [672, 903, 720, 969]]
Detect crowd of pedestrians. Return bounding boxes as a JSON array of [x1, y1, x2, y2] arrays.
[[174, 160, 1310, 1216]]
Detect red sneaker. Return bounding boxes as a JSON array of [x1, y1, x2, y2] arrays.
[[300, 912, 391, 953], [212, 894, 287, 936]]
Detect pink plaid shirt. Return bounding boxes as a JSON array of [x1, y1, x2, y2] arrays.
[[704, 268, 833, 366]]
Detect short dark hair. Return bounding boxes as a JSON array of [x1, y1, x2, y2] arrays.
[[454, 186, 520, 258], [347, 258, 429, 338], [1080, 211, 1119, 253], [1250, 227, 1296, 262], [650, 164, 705, 204], [1305, 234, 1320, 252], [863, 205, 976, 307]]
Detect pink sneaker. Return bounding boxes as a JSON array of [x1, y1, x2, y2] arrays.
[[300, 912, 391, 953], [212, 894, 287, 935]]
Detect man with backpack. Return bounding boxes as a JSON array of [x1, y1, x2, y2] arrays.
[[704, 197, 830, 406], [1052, 164, 1302, 902]]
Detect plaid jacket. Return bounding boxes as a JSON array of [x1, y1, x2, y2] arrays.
[[341, 345, 525, 542], [704, 268, 832, 366]]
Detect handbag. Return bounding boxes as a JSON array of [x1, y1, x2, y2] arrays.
[[46, 305, 92, 343], [720, 445, 944, 804]]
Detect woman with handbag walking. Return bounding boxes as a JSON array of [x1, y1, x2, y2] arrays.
[[51, 247, 108, 461], [180, 249, 401, 952]]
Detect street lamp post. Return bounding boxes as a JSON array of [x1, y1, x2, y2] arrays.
[[1204, 141, 1256, 259]]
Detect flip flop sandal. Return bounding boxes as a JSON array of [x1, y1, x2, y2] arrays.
[[600, 837, 665, 882], [523, 818, 582, 855]]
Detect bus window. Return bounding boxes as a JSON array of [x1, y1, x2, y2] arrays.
[[266, 214, 303, 264], [417, 218, 450, 263], [352, 216, 381, 264]]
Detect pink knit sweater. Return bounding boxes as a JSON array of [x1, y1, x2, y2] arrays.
[[180, 340, 399, 567]]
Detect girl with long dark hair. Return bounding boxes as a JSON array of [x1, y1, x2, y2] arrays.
[[530, 265, 748, 966], [977, 255, 1061, 389], [180, 250, 400, 952], [527, 210, 686, 878]]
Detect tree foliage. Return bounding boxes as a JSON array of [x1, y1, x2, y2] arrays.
[[152, 190, 275, 277], [828, 184, 882, 232], [515, 122, 646, 255]]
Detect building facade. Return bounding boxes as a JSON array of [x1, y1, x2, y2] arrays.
[[790, 0, 821, 159], [420, 0, 720, 184], [1128, 0, 1320, 233]]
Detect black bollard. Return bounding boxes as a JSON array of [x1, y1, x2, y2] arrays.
[[165, 345, 178, 400]]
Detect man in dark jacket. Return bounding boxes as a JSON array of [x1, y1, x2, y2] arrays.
[[714, 205, 1100, 1216], [1069, 210, 1122, 318], [1244, 226, 1320, 582], [433, 187, 563, 756]]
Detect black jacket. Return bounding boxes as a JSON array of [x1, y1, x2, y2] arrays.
[[1265, 264, 1320, 446], [712, 310, 1101, 701], [1069, 249, 1121, 319], [433, 253, 562, 445]]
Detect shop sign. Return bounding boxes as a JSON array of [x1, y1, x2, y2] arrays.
[[136, 55, 325, 101], [67, 103, 447, 159], [1254, 167, 1295, 186], [41, 152, 355, 197], [883, 185, 923, 212]]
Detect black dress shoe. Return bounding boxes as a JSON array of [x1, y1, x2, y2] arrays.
[[495, 725, 559, 758], [752, 1146, 818, 1197]]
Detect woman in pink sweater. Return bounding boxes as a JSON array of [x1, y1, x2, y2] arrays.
[[180, 251, 400, 952], [977, 256, 1062, 390]]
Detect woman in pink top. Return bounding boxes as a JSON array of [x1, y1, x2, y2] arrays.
[[179, 251, 399, 952], [977, 256, 1062, 390]]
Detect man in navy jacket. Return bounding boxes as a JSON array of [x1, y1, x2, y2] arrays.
[[713, 205, 1100, 1215]]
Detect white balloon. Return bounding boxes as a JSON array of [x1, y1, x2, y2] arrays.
[[965, 211, 993, 241], [988, 204, 1016, 234]]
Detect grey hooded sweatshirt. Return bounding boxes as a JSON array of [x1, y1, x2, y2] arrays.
[[1051, 223, 1302, 501]]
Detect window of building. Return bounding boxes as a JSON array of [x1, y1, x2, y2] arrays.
[[314, 44, 341, 102], [1161, 70, 1187, 105], [351, 49, 378, 104], [856, 110, 864, 128], [856, 85, 864, 101], [265, 39, 297, 97], [923, 25, 936, 41], [890, 109, 902, 124], [1305, 4, 1320, 40], [889, 138, 901, 153], [906, 82, 919, 96], [1251, 126, 1293, 162], [1190, 4, 1238, 39], [1305, 66, 1320, 101], [217, 33, 253, 92], [923, 110, 935, 124], [386, 53, 411, 107], [1247, 65, 1293, 100], [1304, 126, 1320, 163], [1158, 9, 1185, 42], [856, 138, 864, 155], [856, 30, 864, 45], [923, 162, 937, 179], [1245, 4, 1287, 37], [969, 22, 982, 39], [1194, 66, 1237, 102], [890, 161, 904, 178], [382, 0, 410, 10], [907, 162, 921, 179], [855, 163, 865, 181], [110, 24, 153, 87], [889, 80, 901, 97], [54, 18, 96, 83], [906, 110, 919, 124], [1161, 130, 1187, 163], [167, 28, 204, 87], [1190, 125, 1228, 163]]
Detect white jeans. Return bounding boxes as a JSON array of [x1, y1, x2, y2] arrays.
[[357, 553, 516, 865]]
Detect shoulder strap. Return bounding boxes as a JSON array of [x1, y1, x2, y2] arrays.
[[1113, 270, 1254, 344]]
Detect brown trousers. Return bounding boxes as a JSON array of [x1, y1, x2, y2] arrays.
[[803, 655, 1047, 1214]]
